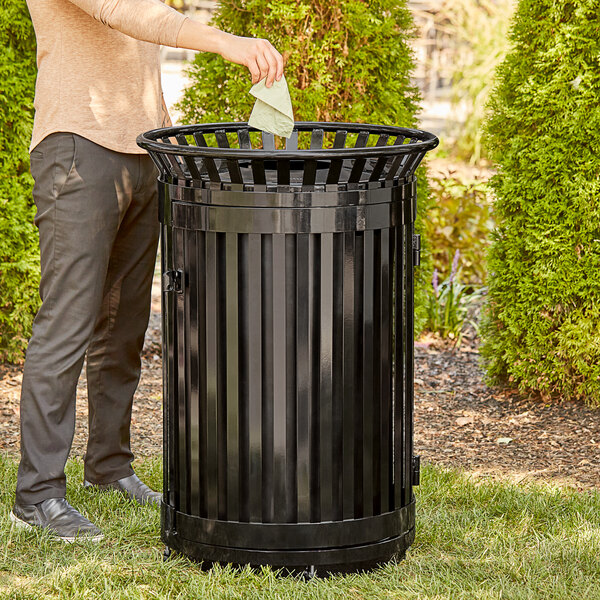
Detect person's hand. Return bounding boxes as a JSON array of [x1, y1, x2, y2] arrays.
[[219, 35, 284, 88]]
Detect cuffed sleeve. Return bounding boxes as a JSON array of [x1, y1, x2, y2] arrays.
[[67, 0, 188, 47]]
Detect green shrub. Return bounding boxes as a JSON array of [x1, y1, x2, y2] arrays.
[[426, 170, 494, 285], [481, 0, 600, 405], [177, 0, 433, 333], [178, 0, 421, 126], [0, 0, 39, 363]]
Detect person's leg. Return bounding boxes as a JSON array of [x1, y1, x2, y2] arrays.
[[16, 133, 124, 506], [83, 154, 159, 485]]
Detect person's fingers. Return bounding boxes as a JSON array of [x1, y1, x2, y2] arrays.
[[263, 53, 277, 88], [265, 45, 284, 84], [255, 50, 270, 86], [247, 57, 261, 85]]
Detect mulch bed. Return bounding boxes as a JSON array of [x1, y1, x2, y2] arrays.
[[414, 334, 599, 490], [1, 293, 598, 491]]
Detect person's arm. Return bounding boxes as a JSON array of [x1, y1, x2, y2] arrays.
[[68, 0, 283, 86], [176, 20, 283, 87]]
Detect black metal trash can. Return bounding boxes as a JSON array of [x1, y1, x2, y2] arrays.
[[137, 122, 438, 574]]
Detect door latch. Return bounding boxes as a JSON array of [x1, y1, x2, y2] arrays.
[[412, 234, 421, 266], [162, 269, 183, 294], [412, 455, 421, 486]]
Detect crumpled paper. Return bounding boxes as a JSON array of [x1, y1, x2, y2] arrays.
[[248, 75, 294, 139]]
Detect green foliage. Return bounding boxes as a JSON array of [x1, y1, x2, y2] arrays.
[[0, 0, 39, 362], [425, 250, 481, 345], [426, 169, 494, 285], [443, 0, 515, 163], [481, 0, 600, 404], [413, 172, 433, 335], [178, 0, 432, 334]]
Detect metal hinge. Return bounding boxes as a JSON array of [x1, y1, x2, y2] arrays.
[[412, 455, 421, 486], [412, 234, 421, 266], [162, 269, 183, 293]]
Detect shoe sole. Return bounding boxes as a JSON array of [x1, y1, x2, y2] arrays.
[[9, 511, 104, 543]]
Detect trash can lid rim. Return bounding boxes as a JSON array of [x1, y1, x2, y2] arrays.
[[136, 121, 438, 159]]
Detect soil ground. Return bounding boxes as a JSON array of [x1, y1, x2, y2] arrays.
[[1, 264, 598, 492]]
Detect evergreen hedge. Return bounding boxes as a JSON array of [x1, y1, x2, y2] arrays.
[[177, 0, 432, 331], [0, 0, 39, 363], [482, 0, 600, 405]]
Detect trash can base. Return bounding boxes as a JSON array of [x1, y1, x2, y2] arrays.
[[162, 527, 414, 575]]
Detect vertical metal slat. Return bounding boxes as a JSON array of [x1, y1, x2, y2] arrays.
[[175, 227, 188, 514], [404, 219, 415, 508], [393, 226, 405, 510], [248, 234, 263, 522], [353, 231, 364, 518], [348, 132, 370, 184], [193, 132, 221, 184], [285, 234, 298, 522], [149, 151, 172, 180], [302, 160, 318, 188], [326, 130, 348, 186], [397, 139, 421, 180], [188, 230, 200, 516], [362, 229, 375, 518], [285, 130, 298, 150], [310, 234, 321, 522], [217, 233, 228, 520], [225, 233, 240, 521], [215, 130, 243, 185], [310, 129, 324, 149], [237, 129, 251, 149], [261, 234, 275, 522], [175, 134, 202, 180], [296, 233, 311, 523], [197, 232, 208, 518], [382, 135, 406, 180], [342, 231, 355, 520], [238, 234, 250, 522], [368, 134, 390, 182], [371, 228, 382, 515], [262, 132, 275, 151], [159, 137, 186, 179], [272, 234, 288, 523], [331, 233, 344, 522], [319, 233, 334, 522], [380, 228, 392, 514], [277, 160, 291, 187], [205, 231, 219, 519], [161, 216, 177, 509], [251, 159, 267, 189]]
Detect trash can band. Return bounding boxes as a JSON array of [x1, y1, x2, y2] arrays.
[[163, 501, 414, 551], [166, 178, 418, 209]]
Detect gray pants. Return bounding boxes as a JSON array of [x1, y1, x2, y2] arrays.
[[16, 133, 159, 506]]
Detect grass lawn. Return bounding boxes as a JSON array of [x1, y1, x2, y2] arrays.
[[0, 455, 598, 599]]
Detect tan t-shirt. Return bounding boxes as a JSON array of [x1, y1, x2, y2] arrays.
[[27, 0, 188, 154]]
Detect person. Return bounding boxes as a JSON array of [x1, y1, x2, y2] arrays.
[[12, 0, 284, 543]]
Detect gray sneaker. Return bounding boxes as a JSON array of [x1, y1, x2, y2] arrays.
[[11, 498, 103, 543]]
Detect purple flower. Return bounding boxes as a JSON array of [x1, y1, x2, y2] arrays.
[[432, 268, 439, 296], [450, 249, 460, 284]]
